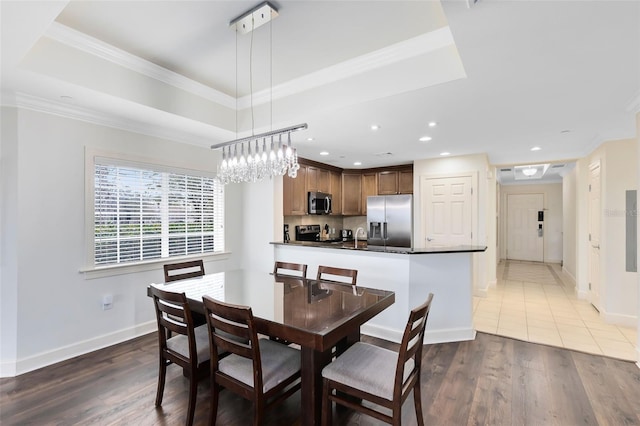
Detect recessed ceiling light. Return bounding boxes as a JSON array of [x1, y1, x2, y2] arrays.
[[370, 125, 380, 131], [307, 137, 314, 142], [531, 146, 541, 151], [319, 151, 329, 156], [419, 136, 432, 142], [353, 161, 362, 166], [428, 122, 437, 127], [440, 152, 450, 156]]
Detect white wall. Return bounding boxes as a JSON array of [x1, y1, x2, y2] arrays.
[[0, 107, 245, 376], [590, 139, 638, 324], [562, 167, 578, 284], [499, 183, 563, 263], [1, 107, 19, 375], [413, 154, 496, 294]]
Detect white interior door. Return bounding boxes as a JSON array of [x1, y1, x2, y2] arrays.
[[506, 194, 544, 262], [588, 161, 601, 310], [421, 176, 473, 247]]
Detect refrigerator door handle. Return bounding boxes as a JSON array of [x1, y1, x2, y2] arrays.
[[383, 222, 388, 239]]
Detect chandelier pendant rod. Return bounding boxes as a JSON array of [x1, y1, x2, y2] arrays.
[[210, 123, 308, 150]]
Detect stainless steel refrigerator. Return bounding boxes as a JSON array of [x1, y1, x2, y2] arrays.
[[367, 194, 413, 249]]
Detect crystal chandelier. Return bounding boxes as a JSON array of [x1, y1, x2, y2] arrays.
[[211, 2, 305, 184], [213, 123, 305, 184]]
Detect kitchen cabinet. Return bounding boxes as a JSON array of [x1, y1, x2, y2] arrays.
[[307, 166, 330, 193], [377, 168, 413, 195], [378, 171, 398, 195], [330, 171, 342, 215], [398, 169, 413, 194], [283, 166, 307, 215], [361, 172, 378, 215], [341, 173, 362, 215]]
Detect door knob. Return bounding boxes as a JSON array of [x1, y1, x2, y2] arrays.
[[427, 237, 434, 242]]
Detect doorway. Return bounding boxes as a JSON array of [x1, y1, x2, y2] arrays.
[[588, 161, 601, 311], [506, 193, 544, 262]]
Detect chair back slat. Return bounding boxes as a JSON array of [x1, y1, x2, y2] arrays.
[[149, 286, 197, 362], [394, 293, 433, 397], [164, 260, 205, 282], [317, 265, 358, 285], [203, 296, 263, 388], [274, 261, 308, 278]]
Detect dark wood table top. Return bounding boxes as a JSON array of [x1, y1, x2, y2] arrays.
[[148, 269, 395, 352]]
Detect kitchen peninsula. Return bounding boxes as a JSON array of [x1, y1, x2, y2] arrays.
[[272, 241, 487, 344]]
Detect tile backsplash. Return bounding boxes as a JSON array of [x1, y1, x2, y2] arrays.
[[284, 215, 366, 241]]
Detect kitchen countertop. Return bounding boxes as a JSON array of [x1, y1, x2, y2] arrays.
[[271, 240, 487, 254]]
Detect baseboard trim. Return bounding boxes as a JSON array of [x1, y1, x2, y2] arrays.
[[361, 323, 476, 345], [2, 321, 156, 378], [488, 279, 497, 289], [424, 327, 476, 344], [474, 287, 488, 297], [562, 266, 577, 285], [601, 310, 638, 328], [361, 323, 402, 344]]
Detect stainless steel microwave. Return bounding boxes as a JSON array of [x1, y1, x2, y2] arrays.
[[308, 191, 332, 215]]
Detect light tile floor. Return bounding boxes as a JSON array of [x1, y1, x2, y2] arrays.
[[473, 260, 638, 361]]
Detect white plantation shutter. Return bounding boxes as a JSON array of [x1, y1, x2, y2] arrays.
[[94, 160, 224, 266]]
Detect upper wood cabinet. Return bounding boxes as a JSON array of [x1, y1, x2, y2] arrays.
[[306, 166, 330, 193], [283, 166, 307, 215], [341, 173, 362, 215], [361, 173, 378, 215], [330, 171, 342, 215], [378, 171, 399, 195], [398, 169, 413, 194], [377, 168, 413, 195], [284, 159, 412, 216]]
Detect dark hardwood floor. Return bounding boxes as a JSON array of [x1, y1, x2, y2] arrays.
[[2, 332, 639, 425]]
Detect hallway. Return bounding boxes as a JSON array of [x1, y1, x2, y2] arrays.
[[473, 260, 638, 361]]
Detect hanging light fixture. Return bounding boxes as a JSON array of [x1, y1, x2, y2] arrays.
[[211, 1, 305, 184]]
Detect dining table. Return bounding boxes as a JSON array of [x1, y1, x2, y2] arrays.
[[147, 269, 395, 426]]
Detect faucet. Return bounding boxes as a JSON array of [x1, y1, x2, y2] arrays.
[[355, 227, 366, 248]]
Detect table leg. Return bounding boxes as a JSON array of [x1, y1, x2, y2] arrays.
[[335, 326, 361, 357], [300, 346, 331, 426]]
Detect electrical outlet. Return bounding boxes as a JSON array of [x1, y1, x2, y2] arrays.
[[102, 294, 113, 310]]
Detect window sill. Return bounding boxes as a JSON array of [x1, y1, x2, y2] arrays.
[[79, 252, 232, 280]]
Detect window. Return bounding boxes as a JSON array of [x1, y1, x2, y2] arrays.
[[93, 158, 224, 266]]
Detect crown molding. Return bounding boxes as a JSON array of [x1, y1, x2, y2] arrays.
[[45, 22, 236, 109], [4, 91, 230, 146], [44, 21, 456, 113], [627, 91, 640, 114], [237, 26, 457, 109]]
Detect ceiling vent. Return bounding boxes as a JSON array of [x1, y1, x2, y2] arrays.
[[551, 164, 565, 168], [500, 168, 512, 172], [374, 152, 394, 157]]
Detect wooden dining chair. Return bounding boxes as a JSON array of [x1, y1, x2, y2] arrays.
[[203, 295, 302, 426], [149, 286, 210, 426], [273, 261, 308, 278], [164, 260, 205, 283], [321, 293, 434, 426], [316, 265, 358, 285]]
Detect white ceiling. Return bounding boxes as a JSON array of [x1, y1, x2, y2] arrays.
[[2, 0, 639, 177]]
